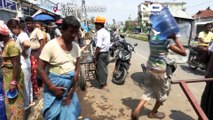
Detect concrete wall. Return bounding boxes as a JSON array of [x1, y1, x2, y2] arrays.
[[196, 17, 213, 22], [138, 2, 188, 25], [163, 3, 184, 11]]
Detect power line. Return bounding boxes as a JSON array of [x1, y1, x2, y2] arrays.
[[185, 0, 213, 9]]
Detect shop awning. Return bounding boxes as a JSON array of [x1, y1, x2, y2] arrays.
[[195, 21, 213, 25], [35, 4, 61, 16]]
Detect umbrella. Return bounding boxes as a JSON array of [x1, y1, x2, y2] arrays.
[[55, 19, 63, 24], [33, 14, 55, 21]]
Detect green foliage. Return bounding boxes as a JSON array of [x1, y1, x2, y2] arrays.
[[121, 33, 148, 41], [88, 17, 95, 24], [127, 24, 134, 31], [128, 34, 148, 41], [84, 32, 91, 40]]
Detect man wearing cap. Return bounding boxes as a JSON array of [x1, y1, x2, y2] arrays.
[[93, 16, 110, 89], [49, 22, 61, 40]]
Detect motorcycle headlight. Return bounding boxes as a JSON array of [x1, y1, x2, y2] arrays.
[[128, 45, 133, 51], [118, 50, 131, 61], [124, 53, 131, 60], [115, 49, 119, 56], [118, 51, 123, 59]]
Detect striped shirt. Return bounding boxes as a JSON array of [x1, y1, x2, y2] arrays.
[[147, 36, 175, 71]]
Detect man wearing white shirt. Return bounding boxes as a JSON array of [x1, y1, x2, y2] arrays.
[[93, 16, 110, 89]]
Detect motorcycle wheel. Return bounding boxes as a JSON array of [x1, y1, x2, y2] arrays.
[[187, 52, 198, 70], [112, 66, 127, 85], [78, 65, 86, 91]]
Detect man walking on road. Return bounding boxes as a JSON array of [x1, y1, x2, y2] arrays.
[[131, 33, 186, 119], [93, 16, 110, 89]]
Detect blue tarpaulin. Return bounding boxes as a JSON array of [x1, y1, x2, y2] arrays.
[[81, 22, 89, 33], [33, 13, 55, 21], [88, 24, 95, 30]]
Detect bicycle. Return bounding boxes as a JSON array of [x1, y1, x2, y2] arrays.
[[78, 39, 96, 91]]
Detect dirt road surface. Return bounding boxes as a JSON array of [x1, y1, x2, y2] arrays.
[[28, 37, 206, 120]]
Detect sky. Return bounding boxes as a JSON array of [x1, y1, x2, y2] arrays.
[[55, 0, 213, 24]]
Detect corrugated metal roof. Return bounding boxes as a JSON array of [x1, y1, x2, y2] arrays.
[[170, 10, 193, 19], [193, 9, 213, 19]]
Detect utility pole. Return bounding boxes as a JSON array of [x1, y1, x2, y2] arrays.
[[81, 0, 87, 26], [68, 0, 77, 18], [16, 0, 24, 18]]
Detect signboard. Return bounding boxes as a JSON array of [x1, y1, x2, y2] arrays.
[[0, 0, 3, 9], [21, 1, 34, 16], [0, 0, 17, 11], [21, 1, 46, 16], [22, 6, 30, 15]]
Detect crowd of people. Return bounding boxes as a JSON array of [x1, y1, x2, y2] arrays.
[[0, 13, 213, 120], [0, 15, 88, 120]]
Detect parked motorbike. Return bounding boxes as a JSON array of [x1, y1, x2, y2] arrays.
[[109, 36, 120, 57], [187, 41, 211, 71], [112, 35, 137, 85]]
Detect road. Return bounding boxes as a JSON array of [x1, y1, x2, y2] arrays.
[[28, 37, 206, 120], [77, 37, 206, 120]]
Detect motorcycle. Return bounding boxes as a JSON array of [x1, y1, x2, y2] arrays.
[[109, 35, 120, 57], [112, 35, 137, 85], [187, 41, 211, 71]]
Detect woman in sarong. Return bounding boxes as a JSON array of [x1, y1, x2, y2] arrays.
[[0, 20, 24, 119]]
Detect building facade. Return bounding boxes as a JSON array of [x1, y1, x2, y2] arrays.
[[193, 7, 213, 23], [0, 0, 60, 23], [192, 7, 213, 34], [0, 0, 18, 22], [138, 0, 190, 25]]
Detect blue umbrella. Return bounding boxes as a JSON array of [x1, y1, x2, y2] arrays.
[[33, 14, 55, 21]]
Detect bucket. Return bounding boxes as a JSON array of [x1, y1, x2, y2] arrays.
[[150, 6, 179, 40]]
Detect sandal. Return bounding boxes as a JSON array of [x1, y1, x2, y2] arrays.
[[148, 112, 165, 119], [131, 110, 138, 120]]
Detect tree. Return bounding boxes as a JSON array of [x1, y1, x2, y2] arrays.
[[88, 16, 95, 24]]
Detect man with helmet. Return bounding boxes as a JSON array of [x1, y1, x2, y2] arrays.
[[93, 16, 110, 89]]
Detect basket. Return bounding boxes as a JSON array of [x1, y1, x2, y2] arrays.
[[80, 51, 94, 64]]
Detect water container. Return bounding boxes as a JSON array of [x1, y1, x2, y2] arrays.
[[149, 6, 179, 40], [0, 71, 7, 120]]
